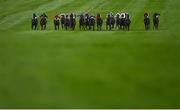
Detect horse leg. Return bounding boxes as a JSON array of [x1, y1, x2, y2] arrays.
[[61, 25, 63, 30], [54, 24, 56, 30], [41, 25, 43, 30], [33, 25, 37, 30], [45, 24, 46, 30], [32, 23, 34, 30], [79, 25, 81, 30], [128, 24, 130, 31], [83, 25, 85, 30], [156, 23, 159, 30]]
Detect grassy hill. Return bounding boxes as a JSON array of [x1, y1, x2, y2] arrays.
[[0, 0, 180, 108]]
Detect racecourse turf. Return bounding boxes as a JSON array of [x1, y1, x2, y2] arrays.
[[0, 0, 180, 108]]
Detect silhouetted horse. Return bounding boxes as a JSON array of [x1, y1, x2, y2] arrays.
[[96, 13, 103, 31], [115, 14, 121, 30], [111, 16, 115, 29], [79, 15, 85, 30], [40, 16, 47, 30], [144, 13, 150, 30], [61, 15, 65, 29], [153, 13, 160, 30], [119, 13, 126, 30], [106, 15, 115, 30], [70, 13, 76, 30], [54, 16, 60, 30], [32, 17, 38, 30], [124, 17, 131, 31], [106, 15, 112, 30], [89, 16, 96, 31], [65, 15, 70, 30], [85, 14, 90, 30]]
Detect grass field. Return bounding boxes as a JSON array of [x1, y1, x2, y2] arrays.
[[0, 0, 180, 108]]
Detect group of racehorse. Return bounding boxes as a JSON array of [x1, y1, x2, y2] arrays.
[[144, 12, 160, 30], [32, 12, 160, 31]]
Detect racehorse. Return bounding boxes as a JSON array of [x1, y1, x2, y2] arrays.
[[153, 13, 160, 30], [84, 14, 90, 30], [144, 13, 150, 30], [40, 16, 47, 30], [79, 14, 85, 30], [119, 13, 126, 30], [111, 16, 115, 29], [96, 13, 103, 31], [106, 14, 112, 30], [32, 17, 38, 30], [124, 13, 131, 31], [61, 15, 65, 29], [65, 15, 70, 30], [89, 16, 96, 31], [115, 13, 121, 30], [106, 13, 115, 30], [54, 15, 60, 30], [70, 13, 76, 30]]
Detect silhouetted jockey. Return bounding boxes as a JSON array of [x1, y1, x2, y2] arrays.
[[115, 13, 120, 17], [85, 13, 89, 19], [40, 13, 48, 19], [32, 13, 38, 19], [125, 13, 130, 19], [65, 15, 69, 20], [90, 15, 95, 20], [153, 13, 160, 19], [121, 13, 126, 18], [54, 15, 60, 20], [70, 13, 76, 19], [107, 12, 114, 18], [144, 12, 149, 19], [70, 13, 73, 18]]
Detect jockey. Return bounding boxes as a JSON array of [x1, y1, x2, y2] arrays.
[[32, 13, 38, 19], [90, 15, 95, 20], [121, 13, 126, 19], [144, 12, 149, 19], [154, 13, 160, 18], [106, 13, 111, 18], [70, 13, 73, 19], [73, 13, 76, 19], [60, 13, 65, 16], [115, 13, 121, 18], [80, 14, 84, 17], [54, 15, 60, 20], [85, 13, 89, 19], [40, 13, 48, 19], [125, 13, 130, 19], [110, 12, 114, 17], [65, 14, 69, 18]]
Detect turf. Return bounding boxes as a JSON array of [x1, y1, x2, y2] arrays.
[[0, 0, 180, 108]]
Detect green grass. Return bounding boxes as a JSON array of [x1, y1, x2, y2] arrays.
[[0, 0, 180, 108]]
